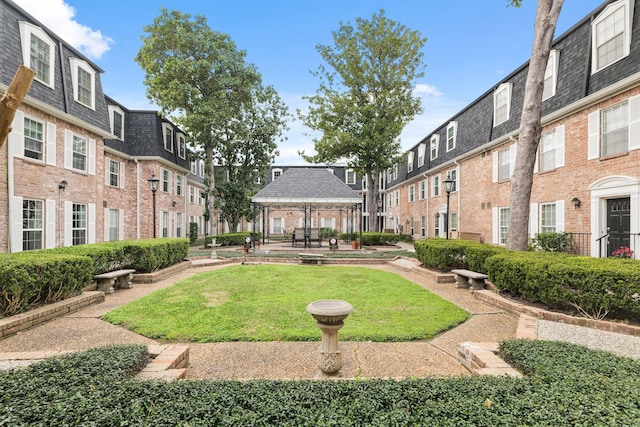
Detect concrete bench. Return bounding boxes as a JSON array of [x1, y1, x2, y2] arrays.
[[298, 253, 325, 265], [93, 269, 136, 294], [451, 269, 488, 292]]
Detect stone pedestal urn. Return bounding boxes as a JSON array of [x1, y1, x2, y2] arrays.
[[306, 299, 354, 374]]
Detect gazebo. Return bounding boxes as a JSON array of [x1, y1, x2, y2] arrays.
[[251, 168, 363, 245]]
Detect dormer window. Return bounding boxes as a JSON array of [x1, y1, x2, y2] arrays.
[[108, 105, 125, 140], [430, 134, 439, 160], [69, 58, 95, 109], [493, 83, 512, 127], [446, 121, 457, 151], [542, 50, 560, 101], [177, 133, 186, 159], [272, 168, 282, 181], [592, 0, 633, 74], [162, 123, 173, 152], [19, 22, 55, 89], [407, 151, 414, 173]]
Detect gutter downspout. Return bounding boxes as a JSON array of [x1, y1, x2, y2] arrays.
[[454, 160, 461, 236], [135, 159, 140, 239]]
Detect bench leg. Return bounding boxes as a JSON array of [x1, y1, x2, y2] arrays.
[[454, 274, 469, 289], [468, 278, 485, 292], [116, 273, 134, 289], [96, 278, 116, 294]]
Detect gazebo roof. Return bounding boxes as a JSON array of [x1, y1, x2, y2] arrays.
[[252, 168, 362, 206]]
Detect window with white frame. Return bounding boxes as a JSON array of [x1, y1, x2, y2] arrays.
[[434, 214, 440, 236], [420, 215, 426, 237], [540, 203, 556, 233], [592, 0, 631, 74], [175, 174, 183, 196], [394, 190, 400, 206], [19, 22, 55, 88], [24, 117, 44, 160], [272, 168, 282, 181], [346, 169, 356, 185], [493, 83, 512, 126], [451, 212, 458, 231], [177, 133, 186, 159], [538, 126, 565, 172], [189, 186, 195, 203], [163, 124, 173, 152], [162, 169, 170, 193], [417, 143, 425, 167], [176, 212, 183, 238], [499, 207, 510, 245], [109, 106, 124, 140], [542, 50, 560, 101], [393, 164, 398, 180], [447, 169, 458, 192], [106, 158, 121, 187], [419, 180, 426, 200], [72, 203, 87, 245], [161, 211, 169, 237], [432, 174, 440, 197], [408, 184, 415, 202], [190, 160, 197, 174], [72, 134, 87, 172], [493, 145, 516, 182], [198, 160, 204, 178], [107, 209, 119, 241], [430, 134, 439, 160], [446, 121, 457, 151], [602, 101, 629, 157], [407, 151, 414, 173], [69, 58, 95, 109], [22, 199, 43, 251]]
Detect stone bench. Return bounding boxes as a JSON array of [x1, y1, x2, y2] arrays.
[[93, 269, 136, 294], [451, 269, 488, 292], [298, 253, 325, 265]]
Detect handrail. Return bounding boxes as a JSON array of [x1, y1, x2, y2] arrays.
[[596, 231, 609, 258]]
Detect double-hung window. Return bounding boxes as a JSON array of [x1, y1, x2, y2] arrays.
[[540, 203, 557, 233], [493, 83, 512, 126], [107, 209, 119, 241], [499, 207, 510, 245], [432, 174, 440, 197], [72, 135, 87, 172], [346, 169, 356, 185], [177, 133, 186, 159], [592, 0, 631, 74], [108, 106, 125, 139], [447, 169, 458, 192], [493, 145, 516, 182], [24, 117, 44, 160], [22, 199, 43, 251], [175, 174, 183, 196], [542, 50, 560, 101], [446, 121, 457, 151], [430, 135, 439, 160], [417, 143, 425, 167], [72, 203, 87, 245], [408, 184, 415, 202], [69, 58, 95, 109], [602, 101, 629, 157], [407, 152, 414, 173], [162, 169, 171, 193], [19, 22, 55, 88], [163, 124, 173, 152], [419, 180, 426, 200], [107, 159, 120, 187]]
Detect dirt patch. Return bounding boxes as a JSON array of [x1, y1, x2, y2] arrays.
[[202, 291, 229, 307]]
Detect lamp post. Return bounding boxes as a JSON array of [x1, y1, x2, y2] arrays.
[[376, 195, 383, 232], [443, 175, 456, 240], [147, 172, 160, 238]]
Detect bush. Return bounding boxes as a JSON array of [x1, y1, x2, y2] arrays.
[[0, 253, 93, 317], [119, 238, 189, 273], [338, 232, 410, 246], [530, 232, 575, 252], [46, 243, 129, 275], [189, 222, 198, 243], [414, 239, 506, 273]]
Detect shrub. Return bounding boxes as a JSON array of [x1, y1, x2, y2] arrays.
[[530, 232, 575, 253], [0, 253, 93, 317], [338, 232, 409, 246], [414, 239, 506, 273], [119, 238, 189, 273], [46, 242, 129, 275], [209, 232, 262, 247], [189, 222, 198, 243]]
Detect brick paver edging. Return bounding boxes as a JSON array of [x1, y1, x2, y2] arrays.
[[0, 291, 104, 338]]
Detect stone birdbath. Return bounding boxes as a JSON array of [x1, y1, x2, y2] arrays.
[[306, 299, 354, 374]]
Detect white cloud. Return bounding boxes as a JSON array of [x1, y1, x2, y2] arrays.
[[413, 83, 443, 97], [13, 0, 113, 60]]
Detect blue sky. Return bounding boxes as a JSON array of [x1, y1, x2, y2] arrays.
[[14, 0, 605, 165]]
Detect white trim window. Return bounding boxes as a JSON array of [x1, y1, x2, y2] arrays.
[[175, 174, 183, 196], [451, 212, 458, 232], [162, 123, 173, 152], [446, 121, 457, 152], [588, 96, 640, 159], [176, 212, 183, 238], [19, 22, 55, 89], [64, 131, 95, 174], [394, 190, 400, 206], [272, 168, 282, 181], [537, 125, 565, 172], [177, 133, 186, 159], [162, 169, 171, 193], [592, 0, 633, 74], [430, 134, 439, 160], [417, 143, 426, 167], [161, 211, 170, 237], [420, 215, 426, 237], [346, 169, 356, 185], [542, 50, 560, 101], [530, 200, 565, 236], [540, 203, 557, 233], [72, 134, 87, 172], [24, 116, 44, 161], [108, 105, 125, 140], [393, 164, 398, 180], [189, 186, 195, 203], [493, 83, 512, 127], [432, 174, 440, 197], [105, 158, 125, 188], [106, 208, 121, 241], [434, 213, 440, 237], [492, 207, 510, 245], [447, 169, 458, 192], [408, 184, 415, 202], [493, 144, 516, 182], [72, 203, 87, 246], [190, 160, 198, 174], [69, 58, 95, 110], [22, 199, 44, 251], [407, 151, 414, 173], [419, 180, 426, 200]]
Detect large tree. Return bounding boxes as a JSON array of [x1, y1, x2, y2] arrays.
[[136, 8, 287, 235], [506, 0, 564, 250], [299, 10, 426, 232]]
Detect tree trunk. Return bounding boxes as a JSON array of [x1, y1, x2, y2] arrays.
[[366, 172, 380, 232], [205, 145, 217, 236], [506, 0, 563, 251], [0, 65, 36, 148]]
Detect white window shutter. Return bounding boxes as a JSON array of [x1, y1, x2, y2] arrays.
[[533, 148, 539, 173], [556, 125, 565, 168], [529, 203, 539, 237], [119, 209, 124, 240], [104, 158, 111, 185], [88, 203, 96, 243], [103, 209, 109, 241], [88, 139, 96, 175], [270, 217, 274, 234], [492, 151, 499, 183], [492, 207, 499, 244], [64, 201, 72, 246], [10, 111, 24, 159], [510, 144, 517, 178], [629, 95, 640, 151], [46, 122, 56, 165], [588, 111, 600, 159], [120, 162, 125, 188], [11, 196, 23, 253], [556, 200, 565, 232], [64, 130, 73, 169], [45, 199, 56, 249]]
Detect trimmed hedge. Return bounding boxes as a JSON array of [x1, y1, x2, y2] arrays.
[[414, 239, 506, 273], [205, 232, 262, 247], [485, 251, 640, 319], [339, 232, 413, 246], [117, 238, 189, 273], [0, 253, 93, 317], [1, 342, 639, 425]]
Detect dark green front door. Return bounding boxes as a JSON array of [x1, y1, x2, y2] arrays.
[[607, 197, 631, 256]]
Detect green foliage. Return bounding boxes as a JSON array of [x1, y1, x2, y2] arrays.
[[319, 227, 338, 238], [530, 232, 575, 253], [206, 232, 261, 247], [338, 232, 410, 246], [119, 238, 189, 273], [103, 265, 467, 342], [414, 239, 506, 273], [485, 251, 640, 320], [189, 222, 198, 243], [46, 242, 129, 275], [0, 253, 92, 317], [3, 341, 640, 425]]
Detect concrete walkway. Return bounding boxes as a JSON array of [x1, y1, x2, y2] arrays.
[[0, 255, 519, 379]]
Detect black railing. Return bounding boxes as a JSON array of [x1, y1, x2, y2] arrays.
[[566, 232, 591, 257]]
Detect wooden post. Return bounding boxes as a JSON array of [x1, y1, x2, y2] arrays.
[[0, 65, 36, 149]]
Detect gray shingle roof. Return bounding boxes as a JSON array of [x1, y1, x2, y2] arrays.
[[252, 168, 362, 206]]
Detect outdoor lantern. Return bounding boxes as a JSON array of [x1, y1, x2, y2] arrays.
[[147, 172, 160, 238], [443, 175, 456, 240]]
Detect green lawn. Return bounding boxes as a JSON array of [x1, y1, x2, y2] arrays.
[[103, 265, 468, 342]]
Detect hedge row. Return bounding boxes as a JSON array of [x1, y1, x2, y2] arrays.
[[1, 342, 639, 425], [414, 239, 506, 273], [486, 251, 640, 319], [0, 239, 189, 317], [339, 232, 413, 246], [205, 232, 262, 247]]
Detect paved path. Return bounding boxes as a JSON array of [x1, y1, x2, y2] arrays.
[[0, 259, 519, 379]]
